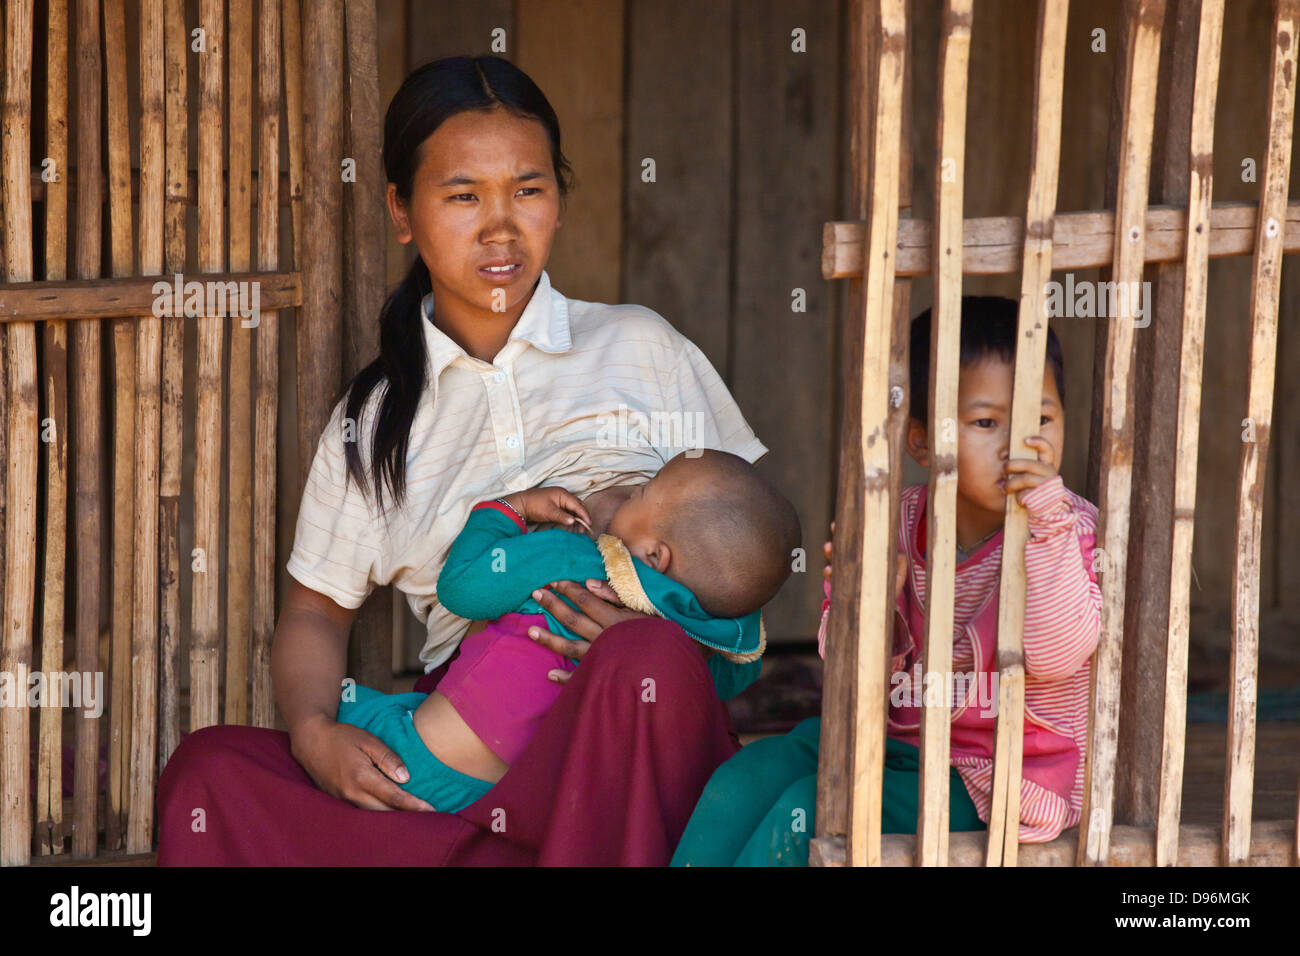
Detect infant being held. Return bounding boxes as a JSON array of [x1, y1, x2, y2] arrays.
[[336, 449, 801, 812]]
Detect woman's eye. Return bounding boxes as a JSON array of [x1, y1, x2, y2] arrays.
[[516, 187, 541, 197], [450, 193, 475, 202]]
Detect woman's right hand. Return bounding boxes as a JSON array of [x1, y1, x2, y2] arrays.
[[290, 712, 435, 812]]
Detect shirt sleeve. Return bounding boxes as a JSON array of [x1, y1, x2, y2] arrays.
[[285, 401, 386, 610], [658, 337, 768, 465]]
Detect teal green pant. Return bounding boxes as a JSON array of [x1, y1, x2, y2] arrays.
[[670, 717, 987, 866]]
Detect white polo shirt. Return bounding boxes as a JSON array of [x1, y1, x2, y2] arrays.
[[287, 270, 769, 670]]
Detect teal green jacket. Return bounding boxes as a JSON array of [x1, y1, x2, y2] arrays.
[[436, 504, 763, 700]]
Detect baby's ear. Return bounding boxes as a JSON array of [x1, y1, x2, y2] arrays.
[[904, 418, 930, 467]]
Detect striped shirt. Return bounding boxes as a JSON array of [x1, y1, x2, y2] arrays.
[[890, 477, 1101, 842], [287, 270, 768, 670]]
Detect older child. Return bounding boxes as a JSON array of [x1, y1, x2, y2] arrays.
[[671, 296, 1101, 866], [336, 449, 802, 812]]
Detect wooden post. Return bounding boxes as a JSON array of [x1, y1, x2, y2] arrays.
[[225, 0, 254, 725], [1, 0, 38, 868], [36, 0, 70, 858], [158, 0, 188, 772], [71, 0, 103, 861], [253, 0, 284, 730], [103, 0, 136, 853], [985, 0, 1070, 868], [1155, 0, 1223, 869], [847, 0, 906, 868], [1077, 0, 1165, 866], [917, 0, 972, 869], [191, 0, 226, 732], [128, 0, 165, 854], [1224, 0, 1297, 867], [343, 0, 393, 693]]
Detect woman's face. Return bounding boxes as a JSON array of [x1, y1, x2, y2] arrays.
[[387, 106, 563, 322]]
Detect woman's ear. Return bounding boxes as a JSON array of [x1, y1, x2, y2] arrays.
[[386, 183, 412, 244], [904, 418, 930, 468]]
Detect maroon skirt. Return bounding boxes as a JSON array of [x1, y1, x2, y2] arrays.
[[155, 618, 741, 866]]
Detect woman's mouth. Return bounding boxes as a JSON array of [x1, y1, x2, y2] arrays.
[[478, 262, 523, 283]]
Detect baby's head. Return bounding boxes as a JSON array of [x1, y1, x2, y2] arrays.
[[906, 295, 1066, 516], [605, 450, 802, 619]]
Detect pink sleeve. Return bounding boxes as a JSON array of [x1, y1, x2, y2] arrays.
[[1018, 476, 1102, 681], [816, 577, 831, 659]]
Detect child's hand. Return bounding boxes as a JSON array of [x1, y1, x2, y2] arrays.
[[507, 487, 593, 534], [823, 520, 834, 583], [1002, 435, 1059, 504]]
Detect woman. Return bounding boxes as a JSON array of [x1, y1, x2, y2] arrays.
[[156, 56, 768, 865]]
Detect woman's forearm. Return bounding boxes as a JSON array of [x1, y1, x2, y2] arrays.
[[271, 600, 351, 738]]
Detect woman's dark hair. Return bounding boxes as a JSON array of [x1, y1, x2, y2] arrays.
[[341, 56, 575, 511], [908, 295, 1065, 423]]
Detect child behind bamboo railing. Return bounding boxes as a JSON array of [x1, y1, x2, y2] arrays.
[[671, 296, 1103, 866]]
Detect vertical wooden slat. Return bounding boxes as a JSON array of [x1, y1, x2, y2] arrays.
[[814, 0, 875, 861], [1077, 0, 1165, 867], [343, 0, 393, 693], [252, 0, 282, 730], [158, 0, 187, 769], [103, 0, 136, 853], [917, 0, 972, 869], [282, 0, 305, 263], [71, 0, 104, 860], [1, 0, 37, 868], [1156, 0, 1223, 869], [225, 0, 254, 725], [36, 0, 70, 858], [1224, 0, 1297, 867], [192, 0, 226, 732], [985, 0, 1071, 868], [128, 0, 165, 854], [846, 0, 905, 869]]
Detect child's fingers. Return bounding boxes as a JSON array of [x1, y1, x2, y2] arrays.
[[1021, 435, 1059, 468], [1003, 457, 1056, 478]]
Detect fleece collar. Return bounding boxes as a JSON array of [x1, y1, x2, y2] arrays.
[[596, 534, 766, 664]]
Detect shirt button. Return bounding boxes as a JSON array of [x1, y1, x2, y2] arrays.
[[493, 370, 506, 383], [506, 435, 519, 449]]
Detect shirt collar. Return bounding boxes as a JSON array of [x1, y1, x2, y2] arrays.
[[419, 269, 572, 384]]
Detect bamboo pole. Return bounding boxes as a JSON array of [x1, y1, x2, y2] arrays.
[[1077, 0, 1165, 867], [1156, 0, 1223, 869], [103, 0, 136, 853], [191, 0, 226, 732], [1, 0, 38, 869], [71, 0, 104, 861], [128, 0, 165, 854], [813, 0, 875, 861], [158, 0, 187, 770], [282, 0, 305, 261], [846, 0, 906, 869], [916, 0, 972, 869], [225, 0, 254, 726], [252, 0, 283, 730], [36, 0, 70, 858], [1223, 0, 1297, 867], [985, 0, 1070, 868]]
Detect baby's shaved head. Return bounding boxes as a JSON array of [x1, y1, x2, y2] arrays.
[[654, 450, 802, 619]]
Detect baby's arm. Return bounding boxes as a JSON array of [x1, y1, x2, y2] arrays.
[[1019, 476, 1103, 680], [436, 500, 605, 622]]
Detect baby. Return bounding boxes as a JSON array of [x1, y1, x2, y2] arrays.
[[336, 448, 802, 812]]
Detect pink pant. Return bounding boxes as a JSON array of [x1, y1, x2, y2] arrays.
[[155, 619, 741, 865]]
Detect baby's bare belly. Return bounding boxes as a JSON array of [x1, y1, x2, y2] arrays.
[[411, 690, 510, 784]]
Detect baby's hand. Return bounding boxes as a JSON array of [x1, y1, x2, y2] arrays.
[[508, 487, 593, 534], [1002, 435, 1059, 504]]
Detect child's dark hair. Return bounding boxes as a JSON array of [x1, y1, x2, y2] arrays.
[[342, 56, 575, 511], [908, 295, 1065, 423]]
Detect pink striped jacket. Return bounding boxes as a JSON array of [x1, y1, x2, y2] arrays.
[[816, 476, 1101, 842]]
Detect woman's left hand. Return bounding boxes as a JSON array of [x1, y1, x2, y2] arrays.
[[528, 579, 652, 683]]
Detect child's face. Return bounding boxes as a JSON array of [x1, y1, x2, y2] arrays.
[[907, 358, 1065, 523], [606, 463, 690, 573]]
